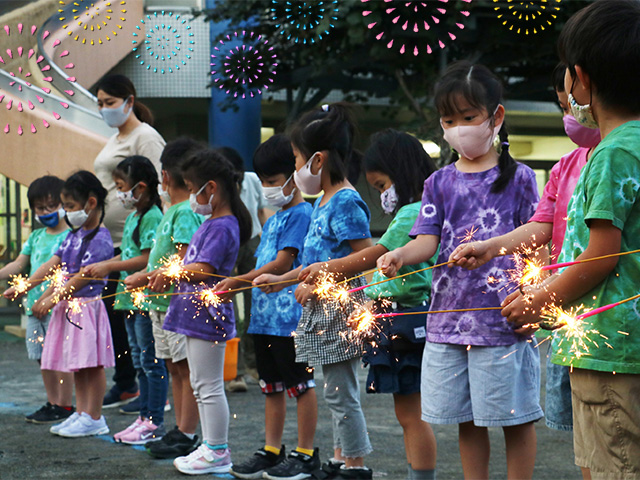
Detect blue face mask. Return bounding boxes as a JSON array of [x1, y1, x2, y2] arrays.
[[37, 208, 64, 228]]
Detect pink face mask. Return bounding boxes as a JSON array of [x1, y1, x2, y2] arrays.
[[563, 114, 601, 149], [441, 117, 502, 160]]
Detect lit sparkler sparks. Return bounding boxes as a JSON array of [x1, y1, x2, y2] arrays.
[[541, 304, 605, 361], [313, 272, 351, 304], [161, 254, 188, 283], [199, 287, 222, 308], [130, 288, 147, 309], [44, 264, 69, 300], [8, 274, 31, 297], [459, 225, 479, 244], [67, 297, 83, 315]]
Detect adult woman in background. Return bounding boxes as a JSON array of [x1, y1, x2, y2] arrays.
[[93, 74, 166, 410]]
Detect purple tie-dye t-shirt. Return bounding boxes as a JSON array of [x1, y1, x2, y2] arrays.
[[55, 227, 113, 298], [163, 215, 240, 342], [410, 163, 539, 346]]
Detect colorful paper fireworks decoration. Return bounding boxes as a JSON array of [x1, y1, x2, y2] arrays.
[[271, 0, 339, 44], [58, 0, 128, 45], [0, 24, 74, 134], [210, 31, 278, 99], [362, 0, 472, 55], [492, 0, 561, 35], [132, 11, 194, 74]]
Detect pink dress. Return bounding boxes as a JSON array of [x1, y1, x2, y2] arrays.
[[528, 147, 589, 263]]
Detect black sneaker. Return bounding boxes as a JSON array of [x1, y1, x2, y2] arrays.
[[118, 396, 140, 415], [263, 448, 321, 480], [103, 383, 139, 409], [335, 466, 373, 479], [26, 403, 75, 424], [145, 426, 199, 459], [230, 446, 285, 479]]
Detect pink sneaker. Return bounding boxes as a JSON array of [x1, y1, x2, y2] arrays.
[[113, 417, 143, 443], [120, 419, 166, 445], [173, 444, 232, 475]]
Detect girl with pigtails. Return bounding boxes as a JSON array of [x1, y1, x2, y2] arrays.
[[378, 62, 543, 479]]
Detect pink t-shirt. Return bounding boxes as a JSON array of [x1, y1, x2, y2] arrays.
[[528, 147, 589, 263]]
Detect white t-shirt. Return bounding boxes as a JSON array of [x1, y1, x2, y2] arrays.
[[94, 122, 165, 247], [240, 172, 266, 239]]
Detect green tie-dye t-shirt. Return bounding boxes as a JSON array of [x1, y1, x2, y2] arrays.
[[114, 205, 163, 311], [551, 121, 640, 374]]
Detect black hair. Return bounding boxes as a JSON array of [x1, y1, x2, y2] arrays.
[[434, 61, 517, 193], [216, 146, 246, 185], [364, 129, 437, 210], [253, 134, 296, 179], [95, 74, 154, 125], [290, 102, 357, 186], [181, 149, 252, 245], [558, 0, 640, 115], [552, 62, 566, 93], [27, 175, 65, 210], [160, 137, 205, 190], [62, 171, 107, 257], [113, 155, 161, 248]]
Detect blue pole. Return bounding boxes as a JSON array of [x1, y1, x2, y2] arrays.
[[206, 0, 262, 170]]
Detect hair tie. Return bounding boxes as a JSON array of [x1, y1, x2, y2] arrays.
[[501, 141, 510, 148], [321, 104, 329, 112]]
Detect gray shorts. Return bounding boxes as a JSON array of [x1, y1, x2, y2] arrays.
[[149, 310, 187, 363], [421, 340, 544, 427], [25, 314, 50, 360]]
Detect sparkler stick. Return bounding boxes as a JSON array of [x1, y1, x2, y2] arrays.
[[373, 306, 502, 319], [347, 260, 455, 294], [540, 248, 640, 272], [574, 293, 640, 322]]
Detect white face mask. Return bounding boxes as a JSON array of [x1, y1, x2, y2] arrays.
[[116, 182, 140, 210], [158, 184, 171, 204], [441, 110, 502, 160], [293, 152, 323, 196], [568, 92, 599, 129], [65, 204, 90, 229], [100, 96, 133, 128], [380, 184, 398, 215], [262, 175, 296, 208], [189, 182, 213, 216]]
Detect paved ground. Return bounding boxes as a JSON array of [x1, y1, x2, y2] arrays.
[[0, 316, 582, 480]]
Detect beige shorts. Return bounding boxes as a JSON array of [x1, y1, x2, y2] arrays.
[[149, 310, 187, 363], [571, 368, 640, 479]]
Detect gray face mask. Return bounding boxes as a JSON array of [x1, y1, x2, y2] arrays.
[[100, 96, 133, 128]]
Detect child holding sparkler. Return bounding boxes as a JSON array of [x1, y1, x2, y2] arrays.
[[17, 171, 114, 437], [215, 135, 318, 480], [1, 175, 73, 424], [300, 129, 438, 480], [378, 62, 542, 479], [83, 155, 166, 445], [256, 104, 375, 479], [157, 149, 251, 475], [124, 138, 204, 459], [448, 63, 601, 435], [502, 2, 640, 477]]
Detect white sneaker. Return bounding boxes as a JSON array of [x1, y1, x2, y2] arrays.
[[57, 412, 109, 438], [50, 412, 80, 435], [174, 444, 232, 474]]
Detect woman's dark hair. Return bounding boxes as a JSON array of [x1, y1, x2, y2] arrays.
[[253, 134, 296, 178], [95, 74, 154, 125], [289, 102, 357, 186], [27, 175, 65, 210], [181, 149, 252, 245], [113, 155, 161, 248], [552, 62, 566, 93], [215, 146, 245, 186], [364, 129, 437, 210], [62, 171, 108, 257], [558, 0, 640, 115], [434, 61, 517, 193], [160, 137, 205, 190]]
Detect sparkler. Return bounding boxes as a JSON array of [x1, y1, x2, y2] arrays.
[[8, 274, 31, 297], [347, 260, 455, 294], [312, 272, 352, 304], [161, 254, 189, 283], [65, 298, 83, 329], [199, 288, 223, 308], [540, 248, 640, 272], [541, 304, 604, 361], [130, 288, 147, 310]]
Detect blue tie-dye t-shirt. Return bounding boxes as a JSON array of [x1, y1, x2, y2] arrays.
[[410, 163, 539, 346], [249, 202, 313, 337], [301, 189, 371, 267]]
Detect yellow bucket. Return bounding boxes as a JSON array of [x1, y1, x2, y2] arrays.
[[224, 337, 240, 381]]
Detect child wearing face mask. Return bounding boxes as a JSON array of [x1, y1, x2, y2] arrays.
[[153, 149, 252, 475], [299, 129, 438, 480], [378, 62, 541, 479], [448, 63, 601, 438], [502, 2, 640, 477], [255, 104, 374, 480], [84, 155, 166, 445], [12, 171, 114, 437], [1, 176, 73, 424]]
